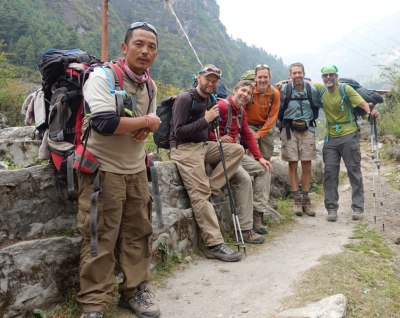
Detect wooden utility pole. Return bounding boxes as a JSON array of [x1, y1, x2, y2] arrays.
[[101, 0, 109, 61]]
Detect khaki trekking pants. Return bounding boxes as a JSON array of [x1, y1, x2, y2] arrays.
[[76, 170, 153, 312], [170, 141, 244, 246], [248, 124, 275, 159], [230, 155, 271, 230]]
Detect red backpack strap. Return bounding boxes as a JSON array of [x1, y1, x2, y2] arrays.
[[109, 62, 124, 90], [107, 62, 125, 115]]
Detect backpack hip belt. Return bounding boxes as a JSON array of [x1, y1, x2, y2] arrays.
[[282, 119, 308, 139]]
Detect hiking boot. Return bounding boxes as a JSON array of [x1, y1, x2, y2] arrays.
[[302, 196, 315, 217], [352, 210, 364, 221], [253, 211, 268, 235], [118, 282, 161, 318], [241, 229, 265, 244], [327, 209, 338, 222], [204, 243, 242, 262], [80, 313, 103, 318], [293, 196, 303, 216]]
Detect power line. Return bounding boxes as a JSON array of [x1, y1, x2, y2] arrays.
[[362, 23, 400, 46], [165, 0, 203, 68], [349, 29, 389, 52], [341, 38, 380, 63]]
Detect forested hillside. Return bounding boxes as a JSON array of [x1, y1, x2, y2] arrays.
[[0, 0, 288, 89]]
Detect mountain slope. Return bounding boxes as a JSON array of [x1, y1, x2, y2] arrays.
[[0, 0, 288, 89]]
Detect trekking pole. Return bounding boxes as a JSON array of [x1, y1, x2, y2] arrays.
[[211, 96, 246, 255], [369, 114, 377, 224], [372, 115, 384, 231]]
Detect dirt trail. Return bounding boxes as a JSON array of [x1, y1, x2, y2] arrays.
[[149, 184, 358, 318], [148, 147, 400, 318], [111, 143, 400, 318]]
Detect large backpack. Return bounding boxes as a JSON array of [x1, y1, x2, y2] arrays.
[[153, 92, 196, 149], [338, 78, 383, 106], [280, 82, 319, 121], [37, 49, 102, 197], [37, 48, 155, 198]]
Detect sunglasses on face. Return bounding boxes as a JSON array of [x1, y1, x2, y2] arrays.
[[322, 73, 336, 78], [203, 66, 222, 75], [129, 22, 158, 35], [255, 64, 270, 71]]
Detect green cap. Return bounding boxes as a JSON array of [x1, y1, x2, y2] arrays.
[[320, 65, 339, 74]]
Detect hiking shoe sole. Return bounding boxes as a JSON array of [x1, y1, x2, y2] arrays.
[[304, 210, 316, 217], [244, 237, 265, 244], [118, 292, 161, 318], [204, 250, 242, 262], [352, 213, 364, 220]]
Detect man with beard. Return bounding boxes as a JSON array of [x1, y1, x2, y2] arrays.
[[169, 64, 245, 262], [210, 80, 273, 238], [314, 66, 380, 222]]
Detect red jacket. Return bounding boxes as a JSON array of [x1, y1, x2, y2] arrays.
[[209, 96, 262, 160]]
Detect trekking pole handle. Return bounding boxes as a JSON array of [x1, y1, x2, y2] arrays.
[[209, 93, 221, 128]]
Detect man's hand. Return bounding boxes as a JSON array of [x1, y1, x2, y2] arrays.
[[370, 108, 380, 119], [147, 113, 161, 132], [131, 128, 150, 141], [252, 131, 260, 140], [131, 113, 161, 141], [258, 157, 273, 172], [220, 135, 234, 143], [205, 105, 219, 123]]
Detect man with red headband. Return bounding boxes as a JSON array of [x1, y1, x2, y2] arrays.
[[77, 22, 161, 318]]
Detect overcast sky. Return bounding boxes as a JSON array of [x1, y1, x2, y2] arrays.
[[216, 0, 400, 59]]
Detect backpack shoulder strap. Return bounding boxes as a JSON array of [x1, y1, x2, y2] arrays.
[[222, 99, 243, 135], [283, 83, 292, 112], [106, 63, 125, 116], [222, 99, 233, 135], [339, 83, 349, 103], [269, 84, 274, 106], [108, 62, 124, 91], [305, 82, 315, 109], [319, 85, 327, 99]]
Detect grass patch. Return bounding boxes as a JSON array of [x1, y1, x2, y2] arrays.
[[280, 224, 400, 317], [46, 289, 81, 318], [150, 242, 189, 283], [263, 198, 295, 234]]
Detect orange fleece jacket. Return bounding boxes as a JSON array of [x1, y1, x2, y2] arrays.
[[244, 84, 280, 137]]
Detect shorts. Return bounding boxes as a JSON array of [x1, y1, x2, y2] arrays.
[[281, 129, 316, 161]]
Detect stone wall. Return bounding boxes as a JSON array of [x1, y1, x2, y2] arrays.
[[0, 126, 323, 317]]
